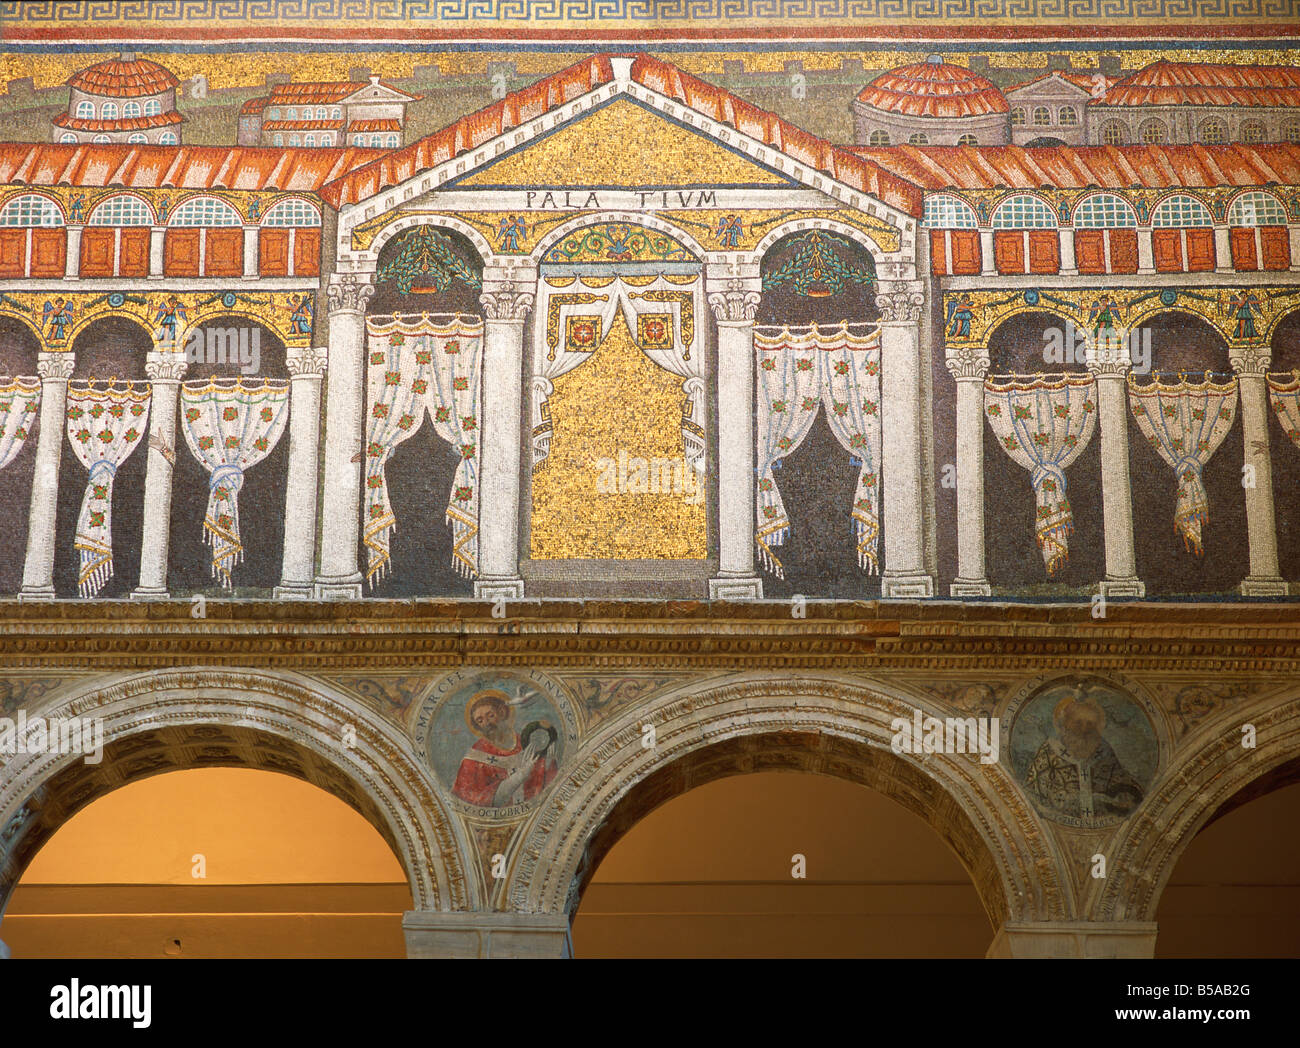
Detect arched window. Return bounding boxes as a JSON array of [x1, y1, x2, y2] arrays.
[[127, 133, 147, 144], [123, 101, 141, 119], [286, 107, 297, 119], [1139, 119, 1168, 144], [321, 134, 333, 146], [1151, 194, 1213, 227], [169, 197, 242, 226], [304, 133, 315, 147], [0, 194, 65, 227], [289, 134, 300, 147], [866, 129, 890, 145], [262, 199, 321, 227], [908, 132, 929, 145], [273, 133, 284, 146], [386, 134, 398, 148], [1058, 107, 1078, 126], [89, 195, 152, 226], [102, 102, 118, 120], [1285, 119, 1300, 144], [269, 107, 281, 120], [1032, 106, 1051, 126], [1073, 193, 1138, 228], [1199, 119, 1226, 144], [75, 100, 95, 119], [991, 194, 1057, 229], [1011, 107, 1025, 127], [1228, 191, 1287, 227], [60, 132, 78, 144], [922, 194, 979, 229], [317, 106, 328, 119], [956, 133, 978, 146], [1240, 121, 1266, 144], [158, 131, 177, 145], [143, 99, 161, 117], [1101, 120, 1126, 145], [92, 134, 111, 144], [332, 106, 341, 119]]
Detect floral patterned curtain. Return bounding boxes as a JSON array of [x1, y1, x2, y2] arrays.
[[0, 377, 40, 472], [66, 382, 151, 597], [179, 378, 290, 588], [1268, 372, 1300, 451], [984, 374, 1097, 576], [1129, 373, 1237, 555], [753, 322, 881, 578], [364, 315, 484, 584]]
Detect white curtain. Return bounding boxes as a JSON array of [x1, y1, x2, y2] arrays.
[[984, 374, 1097, 576], [179, 378, 290, 588], [364, 315, 484, 584], [0, 377, 40, 472], [1269, 372, 1300, 451], [66, 381, 152, 597], [1129, 374, 1237, 555]]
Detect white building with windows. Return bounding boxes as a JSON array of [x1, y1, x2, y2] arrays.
[[52, 53, 184, 146], [238, 76, 420, 149]]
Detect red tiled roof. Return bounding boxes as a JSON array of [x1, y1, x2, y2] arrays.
[[268, 80, 421, 105], [1096, 60, 1300, 108], [262, 120, 345, 132], [321, 53, 923, 217], [67, 59, 179, 99], [0, 144, 388, 193], [240, 97, 270, 116], [855, 61, 1009, 119], [847, 143, 1300, 191], [53, 110, 183, 133], [1005, 71, 1117, 96], [348, 120, 402, 134]]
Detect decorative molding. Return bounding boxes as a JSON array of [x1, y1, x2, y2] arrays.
[[875, 286, 926, 324], [144, 351, 188, 382], [944, 348, 991, 380], [286, 345, 328, 377], [35, 352, 75, 381], [707, 280, 761, 323], [1229, 347, 1272, 375], [326, 275, 375, 314], [479, 287, 535, 321]]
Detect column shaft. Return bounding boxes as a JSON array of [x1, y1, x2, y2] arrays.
[[950, 358, 990, 596], [19, 353, 75, 599], [275, 347, 326, 598], [1234, 357, 1286, 595], [132, 353, 187, 598], [1092, 368, 1144, 597]]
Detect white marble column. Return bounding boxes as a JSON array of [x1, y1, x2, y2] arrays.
[[1231, 347, 1287, 595], [475, 272, 534, 600], [274, 345, 327, 598], [878, 283, 934, 597], [947, 348, 991, 596], [64, 226, 82, 279], [1087, 349, 1144, 597], [314, 275, 374, 599], [1136, 228, 1155, 273], [132, 352, 188, 599], [242, 226, 259, 279], [1214, 225, 1232, 273], [18, 353, 75, 600], [148, 226, 165, 279], [1058, 229, 1077, 275], [1289, 226, 1300, 272], [979, 229, 995, 276], [706, 271, 763, 600]]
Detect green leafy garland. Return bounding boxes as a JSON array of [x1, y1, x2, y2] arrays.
[[761, 231, 875, 298], [377, 227, 482, 295]]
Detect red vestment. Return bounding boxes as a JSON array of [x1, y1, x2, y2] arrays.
[[452, 735, 557, 806]]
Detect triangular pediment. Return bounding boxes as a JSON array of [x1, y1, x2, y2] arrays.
[[453, 96, 798, 191]]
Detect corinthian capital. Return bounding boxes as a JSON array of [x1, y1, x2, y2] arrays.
[[875, 285, 926, 324], [480, 285, 535, 321], [36, 352, 75, 381], [326, 276, 375, 314], [145, 352, 189, 382], [707, 280, 762, 323], [1229, 346, 1271, 376], [287, 345, 328, 377], [944, 347, 990, 380]]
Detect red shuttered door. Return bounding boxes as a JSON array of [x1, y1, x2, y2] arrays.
[[119, 228, 151, 277], [259, 229, 289, 276], [1108, 229, 1139, 274], [1260, 227, 1291, 271], [29, 229, 66, 277], [993, 231, 1024, 274], [293, 230, 320, 277], [1230, 226, 1258, 271], [205, 228, 244, 277], [80, 228, 116, 277], [949, 231, 981, 275], [1185, 228, 1216, 272], [165, 229, 200, 276], [1027, 230, 1060, 274], [1073, 230, 1105, 274]]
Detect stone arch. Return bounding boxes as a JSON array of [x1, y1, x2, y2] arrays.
[[66, 312, 156, 375], [754, 216, 895, 272], [361, 213, 493, 270], [982, 305, 1079, 365], [0, 308, 46, 351], [531, 210, 707, 266], [1096, 688, 1300, 922], [1123, 306, 1230, 367], [0, 668, 474, 918], [86, 192, 156, 226], [507, 676, 1069, 928]]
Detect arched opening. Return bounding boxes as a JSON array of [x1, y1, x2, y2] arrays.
[[754, 230, 881, 599], [4, 768, 412, 958], [168, 318, 290, 595], [1268, 310, 1300, 584], [55, 317, 151, 599], [0, 318, 42, 595], [366, 224, 484, 597], [572, 771, 992, 957], [1126, 312, 1243, 596], [1023, 136, 1067, 148], [981, 311, 1104, 593], [1155, 768, 1300, 957]]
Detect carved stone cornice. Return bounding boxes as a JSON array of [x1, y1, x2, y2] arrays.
[[144, 352, 188, 382], [326, 275, 375, 315], [286, 345, 328, 377], [35, 353, 75, 381], [707, 280, 762, 323], [479, 286, 535, 321], [875, 285, 926, 324], [945, 348, 991, 381]]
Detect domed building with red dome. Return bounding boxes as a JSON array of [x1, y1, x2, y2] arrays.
[[852, 54, 1010, 147], [53, 53, 184, 146]]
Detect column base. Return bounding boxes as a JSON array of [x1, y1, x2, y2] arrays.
[[987, 920, 1158, 959], [881, 572, 934, 599], [402, 911, 571, 959], [313, 576, 363, 600], [273, 583, 315, 600], [474, 578, 525, 600], [130, 587, 171, 601], [1240, 576, 1288, 597], [950, 578, 992, 597], [1097, 577, 1145, 599], [708, 576, 763, 600], [16, 587, 55, 602]]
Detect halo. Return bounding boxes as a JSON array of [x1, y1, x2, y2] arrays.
[[464, 688, 512, 735]]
